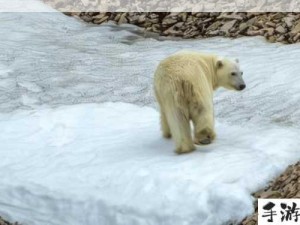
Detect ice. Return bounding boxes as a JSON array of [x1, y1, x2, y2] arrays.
[[0, 3, 300, 225]]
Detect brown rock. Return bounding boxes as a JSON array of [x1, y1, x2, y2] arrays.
[[220, 20, 237, 33], [247, 30, 264, 36], [163, 26, 182, 36], [259, 190, 282, 198], [207, 21, 223, 31], [113, 13, 121, 22], [207, 30, 220, 36], [239, 23, 249, 33], [265, 22, 276, 27], [264, 27, 275, 36], [127, 14, 139, 24], [197, 18, 212, 26], [293, 33, 300, 42], [275, 26, 287, 34], [271, 12, 286, 20], [93, 16, 108, 24], [174, 22, 185, 29], [284, 16, 295, 28], [81, 15, 93, 23], [149, 18, 159, 24], [178, 12, 187, 22], [183, 26, 199, 38], [149, 13, 159, 19], [138, 14, 146, 24], [92, 13, 107, 20], [291, 21, 300, 35], [209, 12, 221, 17], [218, 13, 244, 21], [162, 17, 178, 26], [151, 24, 160, 33], [118, 13, 128, 24]]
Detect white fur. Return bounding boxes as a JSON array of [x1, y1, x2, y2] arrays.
[[154, 51, 245, 153]]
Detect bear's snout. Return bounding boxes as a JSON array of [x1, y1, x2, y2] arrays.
[[239, 84, 246, 90]]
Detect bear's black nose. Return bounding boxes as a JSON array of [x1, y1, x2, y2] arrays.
[[239, 84, 246, 90]]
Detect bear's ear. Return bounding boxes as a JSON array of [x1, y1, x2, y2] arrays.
[[235, 58, 239, 63], [216, 59, 223, 69]]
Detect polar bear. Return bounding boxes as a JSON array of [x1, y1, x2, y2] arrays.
[[154, 51, 246, 154]]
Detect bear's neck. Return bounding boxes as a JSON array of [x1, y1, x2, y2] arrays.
[[212, 76, 219, 90], [211, 57, 219, 91]]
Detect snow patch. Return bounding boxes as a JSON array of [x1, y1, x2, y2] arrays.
[[0, 102, 299, 225]]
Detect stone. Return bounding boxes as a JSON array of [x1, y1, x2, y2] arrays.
[[220, 20, 237, 33], [209, 12, 221, 17], [151, 24, 160, 33], [275, 25, 287, 34], [271, 12, 286, 20], [81, 15, 93, 23], [247, 30, 264, 36], [264, 27, 275, 36], [207, 21, 222, 31], [207, 30, 220, 36], [197, 18, 212, 26], [149, 13, 159, 19], [174, 22, 184, 29], [217, 13, 244, 21], [284, 16, 295, 28], [118, 13, 128, 25], [162, 17, 177, 26], [138, 14, 146, 24], [163, 26, 182, 36], [259, 190, 282, 198], [293, 33, 300, 42], [92, 13, 107, 20], [291, 21, 300, 35], [265, 21, 276, 27], [239, 23, 249, 33], [178, 12, 187, 22], [93, 16, 108, 24], [149, 18, 159, 24], [183, 26, 198, 37]]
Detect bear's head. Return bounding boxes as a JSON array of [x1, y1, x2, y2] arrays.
[[215, 57, 246, 91]]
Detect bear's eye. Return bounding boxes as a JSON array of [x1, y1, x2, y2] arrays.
[[231, 72, 236, 76]]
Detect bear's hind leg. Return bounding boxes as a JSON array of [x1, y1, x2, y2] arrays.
[[166, 109, 195, 154], [190, 105, 216, 145], [160, 111, 171, 139]]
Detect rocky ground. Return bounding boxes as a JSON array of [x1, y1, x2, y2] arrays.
[[241, 162, 300, 225], [68, 12, 300, 44]]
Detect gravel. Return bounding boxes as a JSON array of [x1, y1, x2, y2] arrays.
[[69, 12, 300, 44], [241, 162, 300, 225]]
